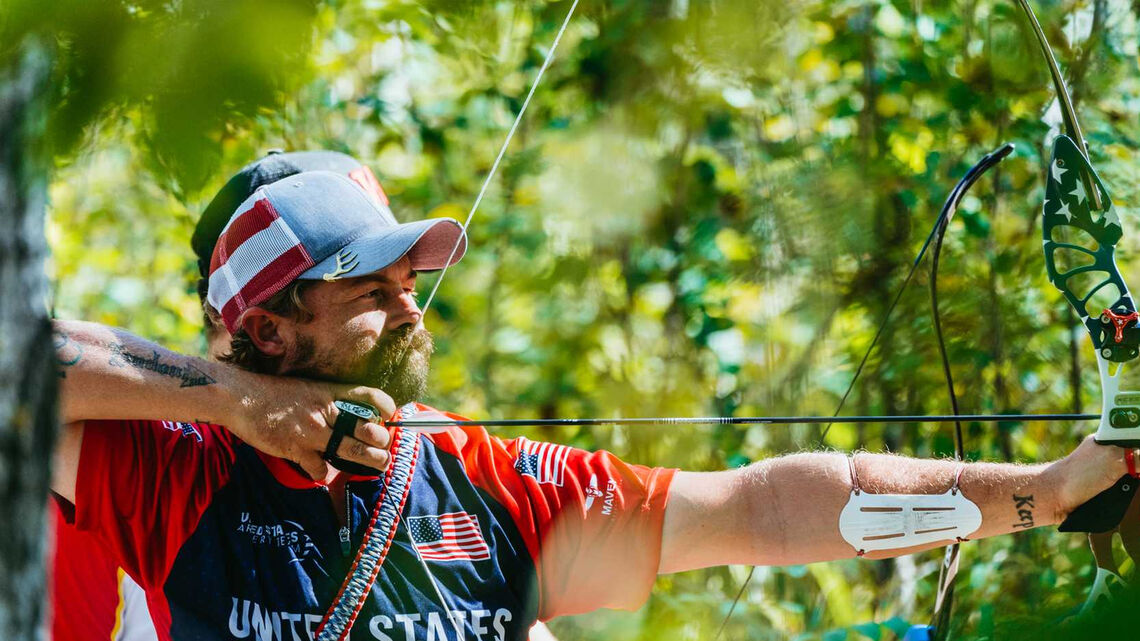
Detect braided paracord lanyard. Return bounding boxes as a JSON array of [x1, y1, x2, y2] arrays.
[[315, 404, 421, 641]]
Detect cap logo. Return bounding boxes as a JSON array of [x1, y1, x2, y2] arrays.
[[323, 249, 359, 282]]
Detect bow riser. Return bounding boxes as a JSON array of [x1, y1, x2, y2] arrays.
[[1043, 136, 1140, 534], [1043, 135, 1140, 445]]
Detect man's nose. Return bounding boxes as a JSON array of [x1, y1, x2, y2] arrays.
[[389, 290, 422, 328]]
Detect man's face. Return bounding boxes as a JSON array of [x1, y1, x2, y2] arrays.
[[279, 256, 434, 406]]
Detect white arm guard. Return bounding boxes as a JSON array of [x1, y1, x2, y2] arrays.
[[838, 456, 982, 555]]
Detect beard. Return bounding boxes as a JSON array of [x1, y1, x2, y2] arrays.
[[290, 324, 434, 407]]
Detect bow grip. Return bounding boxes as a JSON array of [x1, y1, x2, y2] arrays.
[[1058, 474, 1138, 533]]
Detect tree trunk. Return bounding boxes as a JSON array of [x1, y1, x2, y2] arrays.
[[0, 41, 57, 640]]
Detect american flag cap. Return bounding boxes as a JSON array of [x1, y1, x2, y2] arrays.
[[194, 150, 392, 279], [206, 170, 466, 334]]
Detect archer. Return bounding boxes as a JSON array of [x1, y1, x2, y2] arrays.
[[49, 157, 1132, 641]]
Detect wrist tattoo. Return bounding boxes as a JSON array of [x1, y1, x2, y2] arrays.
[[1012, 494, 1036, 529], [108, 343, 217, 388], [54, 332, 84, 377]]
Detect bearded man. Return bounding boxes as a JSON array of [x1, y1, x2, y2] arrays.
[[50, 166, 1134, 641], [49, 151, 401, 641]]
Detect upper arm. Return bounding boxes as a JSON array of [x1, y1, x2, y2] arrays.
[[664, 454, 876, 570], [659, 469, 756, 574], [52, 421, 85, 505]]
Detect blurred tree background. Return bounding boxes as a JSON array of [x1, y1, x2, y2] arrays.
[[30, 0, 1140, 638]]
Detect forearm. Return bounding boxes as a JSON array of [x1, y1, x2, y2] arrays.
[[54, 319, 240, 425], [52, 319, 399, 484], [748, 453, 1061, 564], [662, 451, 1065, 572]]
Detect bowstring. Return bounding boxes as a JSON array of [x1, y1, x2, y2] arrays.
[[393, 0, 581, 631], [817, 147, 1010, 444], [379, 0, 580, 395], [416, 0, 581, 323]]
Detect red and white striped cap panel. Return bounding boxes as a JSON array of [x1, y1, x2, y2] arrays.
[[207, 196, 315, 333], [348, 166, 390, 208]]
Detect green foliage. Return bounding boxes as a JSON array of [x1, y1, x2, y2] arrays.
[[1, 0, 319, 190], [32, 0, 1140, 638]]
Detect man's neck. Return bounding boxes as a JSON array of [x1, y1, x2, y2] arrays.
[[324, 469, 348, 489]]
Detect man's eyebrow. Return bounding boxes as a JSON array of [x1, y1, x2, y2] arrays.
[[348, 267, 417, 290]]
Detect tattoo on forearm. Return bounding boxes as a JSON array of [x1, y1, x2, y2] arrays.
[[53, 332, 84, 378], [108, 344, 217, 388], [1012, 494, 1036, 529]]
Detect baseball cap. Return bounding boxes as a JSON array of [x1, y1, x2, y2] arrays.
[[206, 170, 466, 333], [194, 150, 391, 280]]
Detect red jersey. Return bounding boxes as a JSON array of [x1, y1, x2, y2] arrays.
[[50, 501, 157, 641], [65, 405, 675, 640]]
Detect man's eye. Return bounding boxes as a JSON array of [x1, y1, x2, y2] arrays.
[[363, 289, 383, 300]]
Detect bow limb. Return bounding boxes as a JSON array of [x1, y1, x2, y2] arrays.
[[713, 145, 1014, 641], [911, 144, 1015, 641], [1015, 0, 1102, 211]]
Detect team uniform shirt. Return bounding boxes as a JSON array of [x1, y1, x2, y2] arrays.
[[67, 405, 675, 641]]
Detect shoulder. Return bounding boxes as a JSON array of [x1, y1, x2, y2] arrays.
[[82, 417, 227, 437], [78, 418, 238, 473]]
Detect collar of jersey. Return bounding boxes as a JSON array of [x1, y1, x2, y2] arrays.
[[252, 450, 384, 489]]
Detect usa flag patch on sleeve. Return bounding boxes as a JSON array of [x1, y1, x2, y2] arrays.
[[161, 421, 204, 443], [513, 438, 570, 486]]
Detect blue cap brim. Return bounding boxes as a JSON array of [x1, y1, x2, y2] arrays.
[[298, 218, 466, 281]]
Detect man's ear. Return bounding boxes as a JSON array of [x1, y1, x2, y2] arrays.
[[239, 308, 294, 357]]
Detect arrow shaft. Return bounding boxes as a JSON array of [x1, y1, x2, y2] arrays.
[[393, 412, 1098, 428]]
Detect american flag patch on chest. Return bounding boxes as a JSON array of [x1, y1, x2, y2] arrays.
[[407, 512, 490, 562]]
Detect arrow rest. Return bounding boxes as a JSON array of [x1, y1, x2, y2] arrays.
[[1099, 308, 1140, 347]]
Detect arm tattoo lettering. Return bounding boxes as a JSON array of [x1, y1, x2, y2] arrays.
[[53, 332, 84, 378], [107, 343, 217, 388], [1011, 494, 1035, 529]]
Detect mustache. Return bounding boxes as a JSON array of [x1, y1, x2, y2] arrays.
[[371, 324, 434, 382], [283, 324, 434, 410], [380, 323, 417, 345], [370, 324, 434, 406], [377, 324, 430, 356]]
